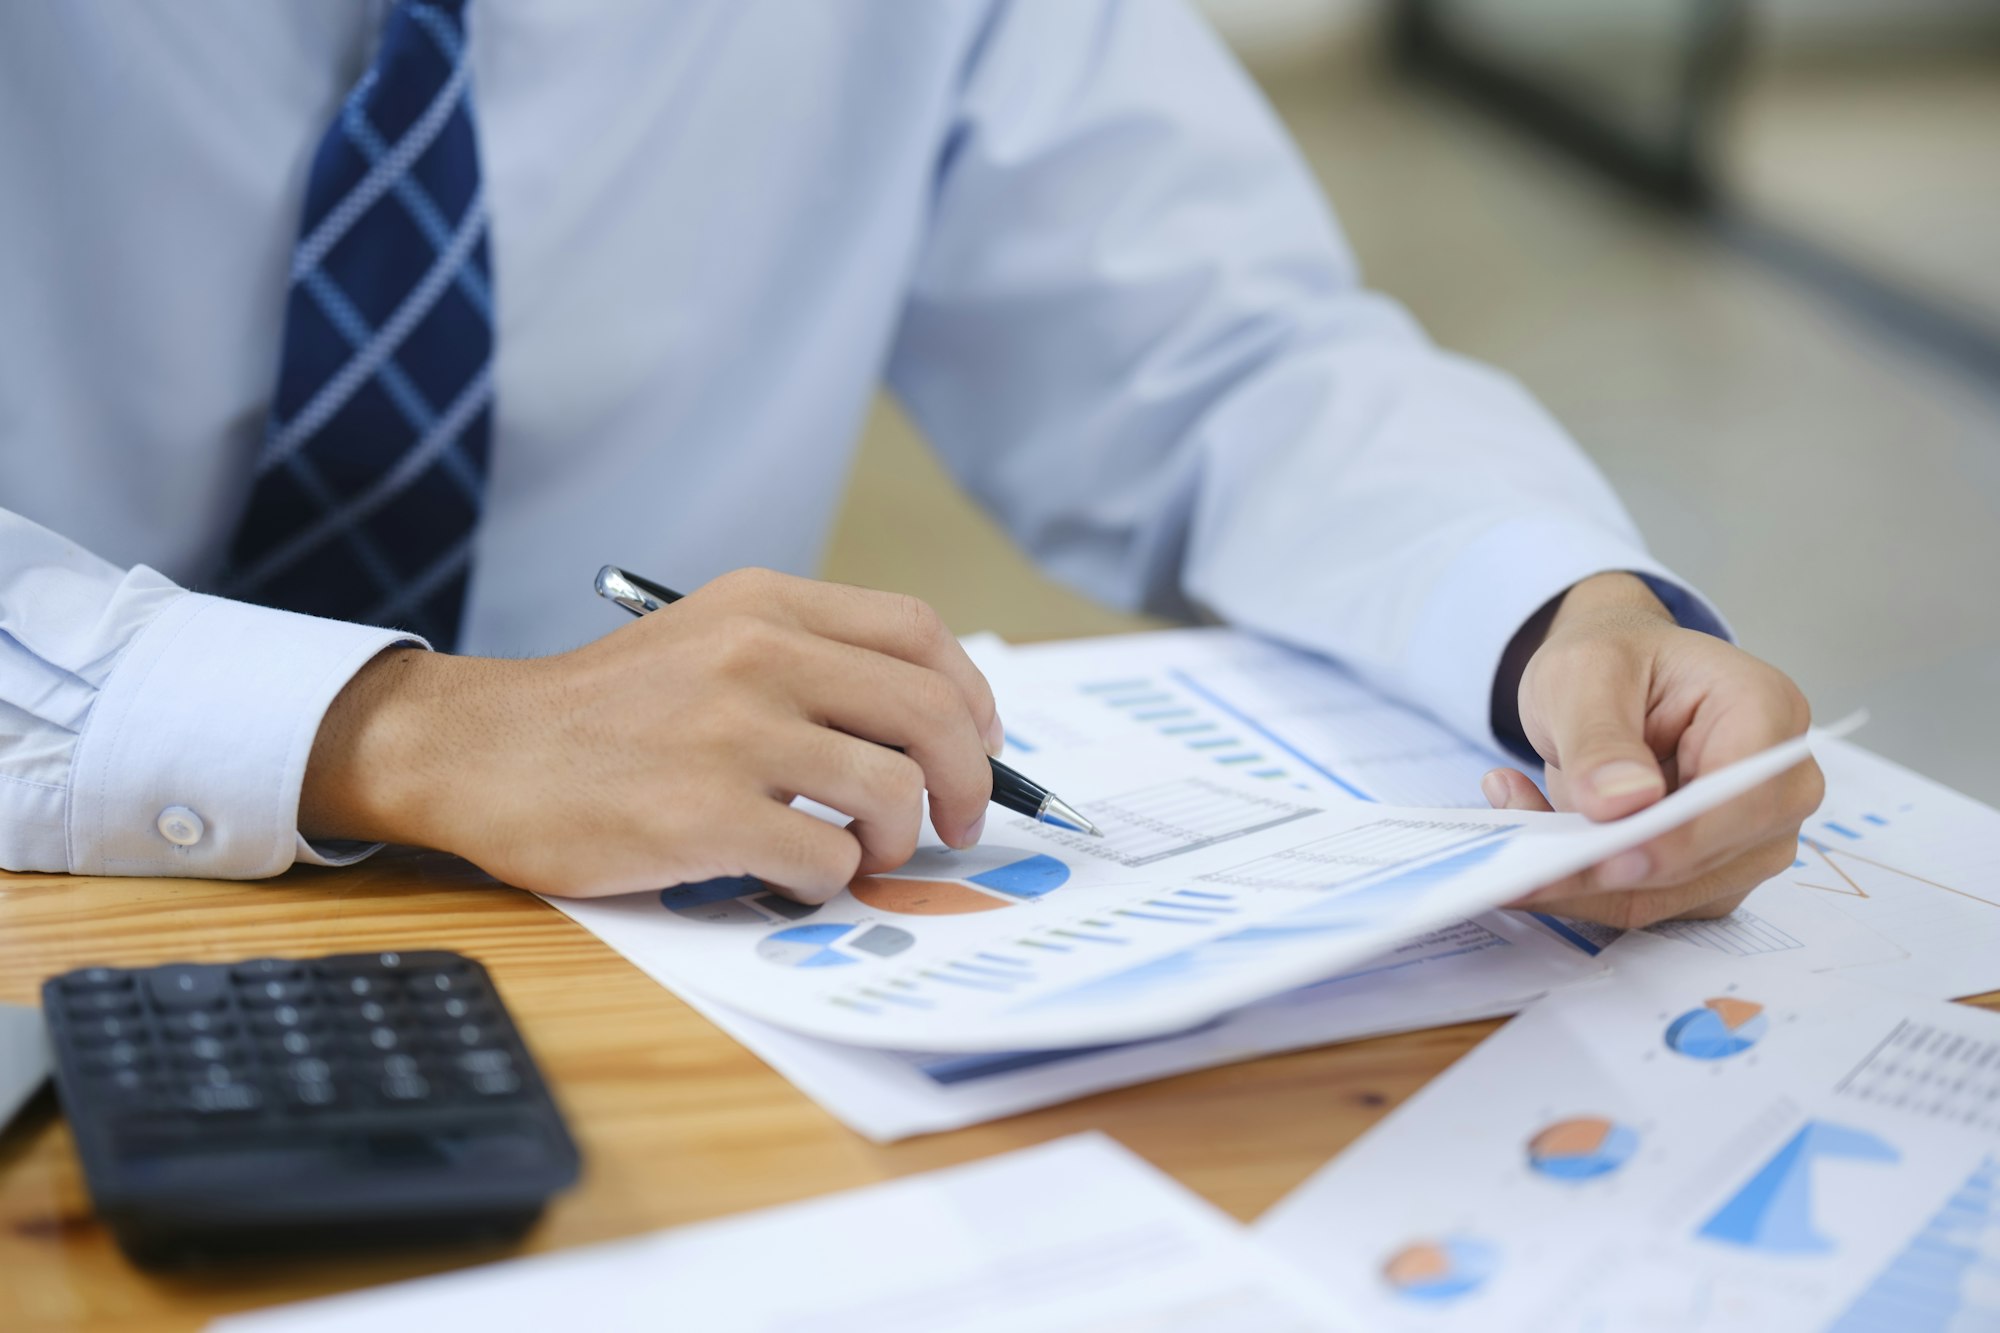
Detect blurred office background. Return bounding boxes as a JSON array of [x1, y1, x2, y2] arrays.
[[823, 0, 2000, 804]]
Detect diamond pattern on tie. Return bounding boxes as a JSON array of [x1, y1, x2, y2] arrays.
[[224, 0, 492, 651]]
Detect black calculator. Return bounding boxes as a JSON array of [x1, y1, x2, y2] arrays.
[[41, 950, 581, 1267]]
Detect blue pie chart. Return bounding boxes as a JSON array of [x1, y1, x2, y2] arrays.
[[1527, 1116, 1639, 1180], [1665, 996, 1768, 1060], [1382, 1235, 1498, 1303]]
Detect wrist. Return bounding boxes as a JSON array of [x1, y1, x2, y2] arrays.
[[300, 647, 490, 851], [1490, 572, 1675, 760], [1547, 571, 1675, 637]]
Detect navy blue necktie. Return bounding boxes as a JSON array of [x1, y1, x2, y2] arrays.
[[224, 0, 493, 651]]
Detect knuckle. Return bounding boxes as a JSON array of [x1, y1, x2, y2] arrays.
[[709, 613, 787, 671], [894, 593, 947, 650], [867, 751, 925, 808]]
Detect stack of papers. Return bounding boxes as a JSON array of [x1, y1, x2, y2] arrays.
[[546, 629, 1811, 1136]]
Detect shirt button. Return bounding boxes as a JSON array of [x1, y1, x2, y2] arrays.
[[157, 806, 205, 847]]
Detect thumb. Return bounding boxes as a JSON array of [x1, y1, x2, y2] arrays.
[[1538, 653, 1667, 822]]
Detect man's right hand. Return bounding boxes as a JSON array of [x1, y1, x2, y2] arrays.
[[299, 568, 1003, 900]]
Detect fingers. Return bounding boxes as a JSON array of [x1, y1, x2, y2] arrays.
[[777, 725, 926, 878], [733, 799, 867, 905], [1511, 831, 1796, 930], [709, 569, 1004, 755], [1482, 768, 1554, 813], [1534, 640, 1667, 821], [792, 636, 994, 849], [1586, 755, 1823, 892]]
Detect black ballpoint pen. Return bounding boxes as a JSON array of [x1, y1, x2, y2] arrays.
[[594, 565, 1103, 837]]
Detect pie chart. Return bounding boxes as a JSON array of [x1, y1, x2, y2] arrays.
[[1381, 1236, 1497, 1303], [1527, 1116, 1639, 1180], [1665, 996, 1768, 1060], [660, 875, 819, 926], [756, 922, 915, 968], [851, 847, 1070, 916]]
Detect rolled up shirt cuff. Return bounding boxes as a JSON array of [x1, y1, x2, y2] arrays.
[[67, 591, 425, 878], [1399, 514, 1730, 756]]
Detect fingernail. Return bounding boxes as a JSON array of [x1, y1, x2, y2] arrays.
[[1598, 849, 1651, 888], [984, 714, 1006, 757], [1592, 761, 1665, 800], [965, 811, 987, 846], [1481, 771, 1507, 808]]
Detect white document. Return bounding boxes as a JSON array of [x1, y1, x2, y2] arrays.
[[999, 627, 1505, 807], [683, 911, 1606, 1142], [1531, 739, 2000, 1000], [550, 725, 1824, 1052], [1257, 934, 2000, 1331], [209, 1135, 1357, 1333], [1759, 738, 2000, 999], [1536, 882, 1907, 974]]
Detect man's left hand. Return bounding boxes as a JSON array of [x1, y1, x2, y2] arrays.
[[1483, 572, 1824, 929]]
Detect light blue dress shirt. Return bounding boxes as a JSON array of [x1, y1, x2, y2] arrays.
[[0, 0, 1720, 879]]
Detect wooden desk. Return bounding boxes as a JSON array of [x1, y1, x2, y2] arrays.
[[0, 853, 1478, 1330], [10, 859, 1993, 1330]]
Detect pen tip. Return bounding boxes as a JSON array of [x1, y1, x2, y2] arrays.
[[1042, 796, 1102, 838]]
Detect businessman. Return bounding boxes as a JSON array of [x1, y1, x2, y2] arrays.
[[0, 0, 1819, 927]]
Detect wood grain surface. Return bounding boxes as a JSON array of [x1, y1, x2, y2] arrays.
[[0, 852, 1480, 1330], [5, 855, 1992, 1330]]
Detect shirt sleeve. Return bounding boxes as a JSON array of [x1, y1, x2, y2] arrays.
[[886, 0, 1728, 752], [0, 508, 422, 878]]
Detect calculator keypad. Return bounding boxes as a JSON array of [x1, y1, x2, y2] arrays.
[[50, 951, 535, 1128]]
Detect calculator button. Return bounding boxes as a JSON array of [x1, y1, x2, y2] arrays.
[[240, 978, 314, 1006], [183, 1082, 263, 1115], [284, 1057, 334, 1084], [60, 967, 133, 994], [268, 1029, 327, 1058], [363, 1026, 403, 1052], [183, 1036, 229, 1063], [337, 974, 392, 1000], [325, 1000, 400, 1028], [416, 997, 488, 1024], [147, 966, 228, 1010], [80, 1042, 154, 1074], [285, 1078, 343, 1111], [443, 1022, 497, 1049], [161, 1011, 233, 1039], [65, 992, 140, 1019], [407, 971, 471, 997], [72, 1014, 143, 1046], [453, 1049, 513, 1075], [379, 1073, 433, 1103], [231, 959, 304, 983], [467, 1069, 523, 1099], [97, 1067, 153, 1098], [248, 1004, 318, 1034]]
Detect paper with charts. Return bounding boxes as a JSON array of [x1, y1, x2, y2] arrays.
[[550, 680, 1826, 1052], [1539, 736, 2000, 1000], [1258, 933, 2000, 1331], [678, 908, 1604, 1142]]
